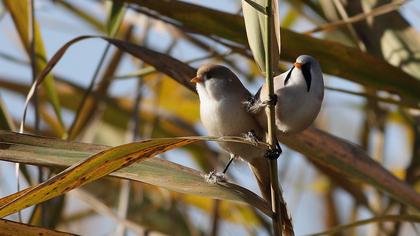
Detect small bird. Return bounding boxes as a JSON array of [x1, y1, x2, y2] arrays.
[[191, 64, 272, 201], [249, 55, 324, 135]]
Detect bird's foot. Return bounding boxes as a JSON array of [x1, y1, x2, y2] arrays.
[[262, 94, 278, 107], [243, 97, 264, 114], [204, 171, 226, 184], [243, 130, 261, 146], [264, 142, 282, 160], [245, 95, 278, 114]]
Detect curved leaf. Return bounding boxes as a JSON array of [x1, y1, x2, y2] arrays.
[[0, 131, 271, 217], [19, 34, 196, 134], [67, 27, 133, 140], [19, 35, 195, 133], [0, 135, 196, 217], [242, 0, 281, 75]]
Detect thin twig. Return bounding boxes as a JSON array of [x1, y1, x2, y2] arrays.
[[325, 86, 420, 109], [331, 0, 366, 51], [67, 43, 112, 137], [305, 0, 407, 34], [0, 51, 28, 65], [307, 214, 420, 236], [71, 189, 146, 235]]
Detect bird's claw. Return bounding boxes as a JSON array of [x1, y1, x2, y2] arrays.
[[262, 94, 278, 107], [245, 95, 277, 114], [204, 171, 226, 184], [265, 142, 282, 159], [264, 148, 282, 159], [242, 97, 255, 110], [243, 130, 260, 146], [243, 97, 263, 114]]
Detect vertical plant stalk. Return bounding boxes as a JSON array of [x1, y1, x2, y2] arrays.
[[264, 1, 282, 235], [29, 0, 39, 132], [210, 200, 220, 236], [115, 179, 131, 236]]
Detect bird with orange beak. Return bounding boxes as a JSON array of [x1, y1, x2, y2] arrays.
[[191, 64, 271, 201], [250, 55, 324, 135], [191, 55, 324, 201]]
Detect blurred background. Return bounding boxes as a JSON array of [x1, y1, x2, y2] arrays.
[[0, 0, 420, 235]]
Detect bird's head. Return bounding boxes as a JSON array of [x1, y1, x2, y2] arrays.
[[191, 64, 238, 83], [293, 55, 319, 69], [285, 55, 323, 92], [191, 64, 244, 99]]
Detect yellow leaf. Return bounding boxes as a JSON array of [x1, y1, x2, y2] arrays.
[[183, 195, 261, 226]]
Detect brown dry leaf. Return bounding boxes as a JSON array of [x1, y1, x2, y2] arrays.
[[0, 219, 77, 236]]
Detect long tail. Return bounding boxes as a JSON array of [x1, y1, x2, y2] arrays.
[[249, 158, 294, 236], [249, 158, 272, 202]]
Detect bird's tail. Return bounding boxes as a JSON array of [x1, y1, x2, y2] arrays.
[[249, 158, 295, 236], [249, 158, 272, 202]]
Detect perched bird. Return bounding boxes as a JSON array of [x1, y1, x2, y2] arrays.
[[249, 55, 324, 135], [191, 55, 324, 201], [191, 64, 271, 201]]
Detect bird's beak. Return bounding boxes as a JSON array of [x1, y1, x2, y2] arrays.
[[190, 76, 204, 83], [294, 62, 302, 69]]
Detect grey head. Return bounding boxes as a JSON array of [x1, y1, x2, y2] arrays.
[[192, 64, 246, 99], [284, 55, 322, 92]]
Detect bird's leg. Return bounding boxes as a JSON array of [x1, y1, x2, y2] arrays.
[[222, 154, 237, 174], [244, 97, 264, 114], [245, 94, 278, 114], [263, 94, 278, 107], [205, 154, 238, 184], [243, 129, 261, 146]]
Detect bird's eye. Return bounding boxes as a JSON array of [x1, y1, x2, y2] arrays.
[[205, 72, 212, 79]]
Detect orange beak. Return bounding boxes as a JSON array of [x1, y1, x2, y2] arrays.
[[294, 62, 302, 69], [190, 76, 204, 83]]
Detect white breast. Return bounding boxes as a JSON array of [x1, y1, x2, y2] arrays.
[[196, 83, 265, 161], [257, 68, 324, 134]]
